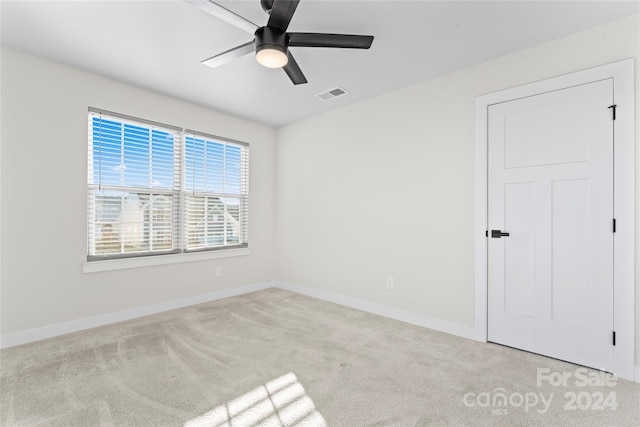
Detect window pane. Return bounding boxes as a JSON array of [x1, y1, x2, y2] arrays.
[[184, 133, 247, 251], [89, 112, 180, 258], [93, 190, 174, 255], [185, 135, 243, 195], [94, 190, 122, 255], [91, 116, 175, 190], [185, 136, 199, 192], [186, 196, 243, 249], [149, 195, 173, 250], [92, 118, 123, 187], [225, 144, 242, 194], [151, 129, 174, 190], [186, 195, 205, 248], [123, 124, 150, 188]]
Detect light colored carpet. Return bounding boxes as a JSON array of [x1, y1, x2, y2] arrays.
[[1, 288, 639, 426]]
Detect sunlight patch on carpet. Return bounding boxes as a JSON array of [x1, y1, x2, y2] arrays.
[[184, 373, 327, 427]]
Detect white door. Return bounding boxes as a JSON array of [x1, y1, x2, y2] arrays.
[[487, 79, 614, 371]]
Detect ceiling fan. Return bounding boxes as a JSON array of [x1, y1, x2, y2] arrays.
[[188, 0, 374, 85]]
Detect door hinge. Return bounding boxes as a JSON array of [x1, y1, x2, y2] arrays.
[[608, 104, 617, 120], [612, 331, 616, 346], [613, 218, 616, 233]]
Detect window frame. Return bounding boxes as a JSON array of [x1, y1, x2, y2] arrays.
[[85, 108, 250, 272]]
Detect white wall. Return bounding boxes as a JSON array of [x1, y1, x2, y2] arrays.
[[275, 14, 640, 358], [0, 48, 276, 336]]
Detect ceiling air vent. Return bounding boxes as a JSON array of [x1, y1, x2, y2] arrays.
[[316, 87, 349, 101]]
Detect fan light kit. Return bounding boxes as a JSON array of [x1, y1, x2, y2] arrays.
[[187, 0, 374, 85], [256, 48, 288, 68]]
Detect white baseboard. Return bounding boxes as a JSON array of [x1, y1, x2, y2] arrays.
[[0, 281, 275, 349], [0, 280, 474, 349], [636, 366, 640, 384], [275, 281, 475, 340], [9, 281, 630, 383]]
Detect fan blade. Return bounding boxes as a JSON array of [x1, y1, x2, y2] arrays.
[[267, 0, 300, 32], [288, 33, 374, 49], [202, 41, 255, 69], [186, 0, 258, 34], [283, 52, 307, 85]]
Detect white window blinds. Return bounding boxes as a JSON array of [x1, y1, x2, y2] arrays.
[[87, 109, 249, 261], [184, 131, 249, 251]]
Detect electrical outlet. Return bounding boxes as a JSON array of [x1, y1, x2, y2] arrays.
[[215, 266, 222, 277], [386, 277, 394, 290]]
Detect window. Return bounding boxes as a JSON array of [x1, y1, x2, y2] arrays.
[[87, 108, 249, 261], [184, 132, 248, 251]]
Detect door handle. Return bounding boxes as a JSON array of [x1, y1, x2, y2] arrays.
[[491, 229, 510, 238]]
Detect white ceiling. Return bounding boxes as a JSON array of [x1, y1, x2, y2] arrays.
[[1, 1, 638, 127]]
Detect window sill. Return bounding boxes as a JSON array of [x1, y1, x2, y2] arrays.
[[83, 247, 251, 273]]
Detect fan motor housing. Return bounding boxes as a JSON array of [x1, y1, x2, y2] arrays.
[[255, 26, 289, 56]]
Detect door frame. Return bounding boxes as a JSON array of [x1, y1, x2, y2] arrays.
[[474, 59, 635, 381]]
